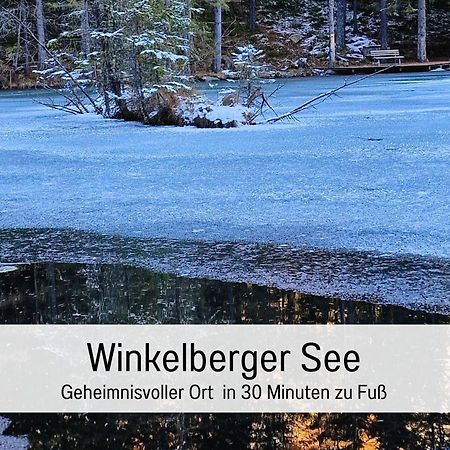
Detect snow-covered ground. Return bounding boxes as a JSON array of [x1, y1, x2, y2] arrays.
[[0, 71, 449, 309], [267, 10, 376, 61]]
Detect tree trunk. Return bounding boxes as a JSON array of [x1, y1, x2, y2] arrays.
[[35, 0, 46, 68], [15, 0, 27, 69], [380, 0, 388, 50], [213, 5, 222, 73], [81, 0, 91, 57], [328, 0, 336, 68], [352, 0, 358, 34], [184, 0, 192, 74], [417, 0, 427, 61], [23, 24, 31, 76], [336, 0, 346, 50], [248, 0, 256, 31]]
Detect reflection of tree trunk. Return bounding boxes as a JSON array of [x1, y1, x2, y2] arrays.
[[213, 5, 222, 73], [417, 0, 427, 62], [336, 0, 346, 50], [430, 419, 436, 449], [328, 0, 336, 68], [124, 266, 130, 312], [369, 304, 375, 324], [227, 285, 235, 322], [287, 292, 294, 324], [346, 301, 355, 324], [47, 263, 57, 322], [175, 277, 182, 323], [35, 0, 46, 68], [33, 264, 40, 323], [339, 300, 346, 324], [235, 286, 242, 323], [159, 419, 169, 450], [176, 414, 187, 449], [380, 0, 388, 50]]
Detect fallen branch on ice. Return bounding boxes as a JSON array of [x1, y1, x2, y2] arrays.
[[265, 66, 394, 124]]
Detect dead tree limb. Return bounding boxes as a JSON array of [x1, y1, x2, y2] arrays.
[[34, 99, 81, 115], [40, 85, 87, 114], [248, 83, 283, 123], [265, 66, 393, 124]]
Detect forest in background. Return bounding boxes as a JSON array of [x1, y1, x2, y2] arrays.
[[0, 0, 449, 86], [0, 0, 449, 127]]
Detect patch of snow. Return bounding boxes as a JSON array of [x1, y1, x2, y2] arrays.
[[0, 417, 28, 450], [222, 69, 239, 78], [0, 265, 18, 273], [178, 95, 251, 126], [346, 34, 377, 58], [0, 419, 8, 435], [259, 3, 380, 64], [203, 104, 249, 124], [218, 88, 237, 95]]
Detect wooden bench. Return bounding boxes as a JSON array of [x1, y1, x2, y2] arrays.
[[369, 49, 404, 65]]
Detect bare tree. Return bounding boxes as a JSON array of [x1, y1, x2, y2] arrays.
[[417, 0, 427, 62], [328, 0, 336, 68], [35, 0, 46, 68], [213, 3, 222, 72], [380, 0, 388, 50]]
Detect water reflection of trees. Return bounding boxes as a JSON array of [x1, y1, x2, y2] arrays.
[[1, 263, 447, 325], [1, 263, 449, 449], [7, 411, 449, 449]]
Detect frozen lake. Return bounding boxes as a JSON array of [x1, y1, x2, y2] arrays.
[[0, 71, 449, 311]]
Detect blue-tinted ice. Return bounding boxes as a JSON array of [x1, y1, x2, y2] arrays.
[[0, 72, 449, 311]]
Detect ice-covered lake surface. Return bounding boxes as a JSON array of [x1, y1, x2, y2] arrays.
[[0, 72, 449, 312]]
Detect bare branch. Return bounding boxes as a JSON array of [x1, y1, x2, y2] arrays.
[[265, 66, 393, 124], [34, 99, 81, 115], [248, 83, 284, 123]]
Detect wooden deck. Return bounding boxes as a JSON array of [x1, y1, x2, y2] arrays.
[[318, 61, 450, 75]]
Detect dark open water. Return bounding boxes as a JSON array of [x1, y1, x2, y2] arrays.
[[0, 261, 448, 449]]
